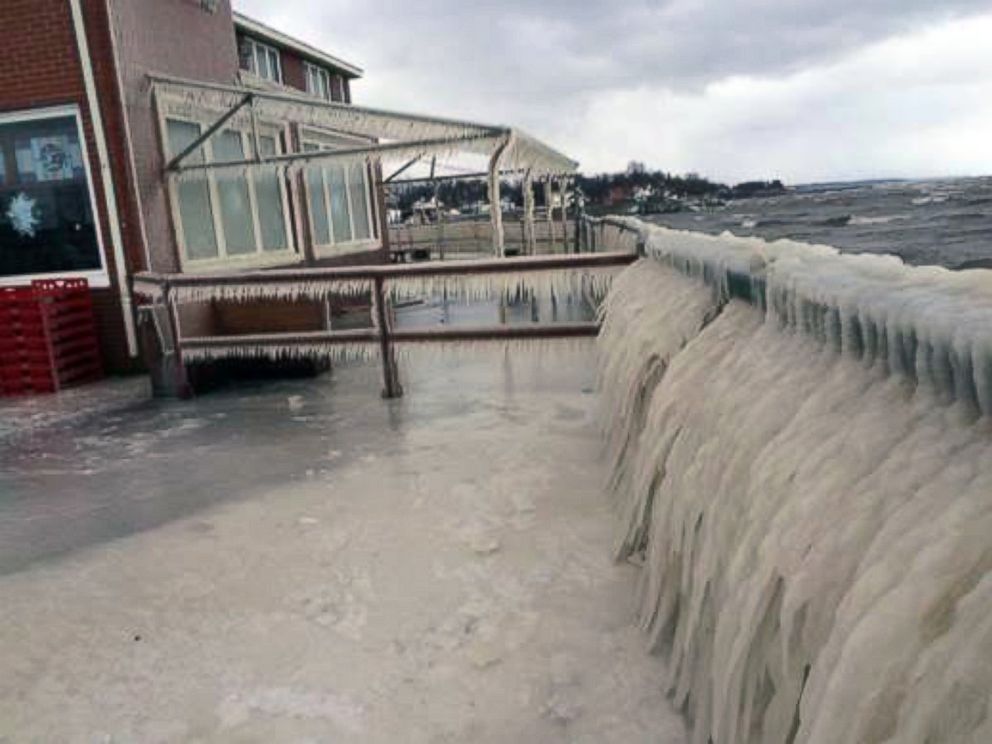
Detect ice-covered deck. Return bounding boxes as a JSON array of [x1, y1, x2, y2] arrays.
[[0, 349, 685, 742]]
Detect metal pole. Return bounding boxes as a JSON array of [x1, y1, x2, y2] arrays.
[[166, 94, 253, 171], [522, 169, 535, 255], [558, 178, 569, 253], [373, 277, 403, 398], [488, 137, 511, 257], [543, 179, 554, 253]]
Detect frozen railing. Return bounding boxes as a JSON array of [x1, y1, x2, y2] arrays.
[[389, 209, 579, 260], [591, 215, 992, 417], [133, 251, 636, 398]]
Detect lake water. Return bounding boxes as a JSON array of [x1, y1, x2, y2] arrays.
[[647, 176, 992, 269]]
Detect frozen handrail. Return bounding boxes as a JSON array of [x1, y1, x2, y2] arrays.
[[590, 216, 992, 417], [134, 251, 637, 399]]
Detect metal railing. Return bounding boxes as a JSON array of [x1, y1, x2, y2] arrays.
[[134, 251, 637, 398]]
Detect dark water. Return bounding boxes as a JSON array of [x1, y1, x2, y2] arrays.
[[647, 176, 992, 269]]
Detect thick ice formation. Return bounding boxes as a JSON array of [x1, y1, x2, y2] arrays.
[[597, 222, 992, 744], [597, 259, 724, 558]]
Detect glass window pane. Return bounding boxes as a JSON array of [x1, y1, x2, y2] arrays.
[[348, 163, 371, 240], [268, 49, 281, 82], [256, 46, 269, 79], [0, 112, 104, 277], [166, 119, 217, 260], [303, 143, 330, 245], [213, 130, 256, 255], [255, 135, 287, 251], [326, 162, 352, 243]]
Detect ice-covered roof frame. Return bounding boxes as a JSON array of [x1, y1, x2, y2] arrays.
[[151, 74, 579, 179]]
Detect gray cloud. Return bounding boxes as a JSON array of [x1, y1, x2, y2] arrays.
[[235, 0, 992, 179]]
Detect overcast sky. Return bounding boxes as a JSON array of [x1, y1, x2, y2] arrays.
[[234, 0, 992, 184]]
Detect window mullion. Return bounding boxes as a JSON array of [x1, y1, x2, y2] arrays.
[[243, 130, 264, 254], [344, 162, 357, 240], [204, 137, 228, 258], [363, 166, 376, 239], [278, 131, 296, 253], [321, 150, 335, 245]]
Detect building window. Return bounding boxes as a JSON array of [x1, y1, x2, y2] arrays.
[[165, 117, 294, 267], [240, 37, 283, 84], [305, 63, 332, 101], [0, 106, 106, 285], [302, 135, 376, 255]]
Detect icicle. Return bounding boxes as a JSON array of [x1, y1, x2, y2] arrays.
[[131, 278, 165, 301], [394, 336, 595, 363], [386, 266, 619, 306], [169, 278, 372, 305], [182, 341, 379, 365]]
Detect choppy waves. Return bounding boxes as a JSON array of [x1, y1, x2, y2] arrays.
[[651, 176, 992, 270]]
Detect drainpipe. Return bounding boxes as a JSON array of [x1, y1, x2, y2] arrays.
[[68, 0, 138, 357]]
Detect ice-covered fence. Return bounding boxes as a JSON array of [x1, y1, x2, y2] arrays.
[[389, 210, 578, 260], [596, 217, 992, 743], [133, 251, 635, 398], [599, 217, 992, 415]]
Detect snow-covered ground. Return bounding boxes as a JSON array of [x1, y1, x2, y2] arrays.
[[0, 347, 685, 743]]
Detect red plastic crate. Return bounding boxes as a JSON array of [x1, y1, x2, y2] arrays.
[[0, 279, 103, 397]]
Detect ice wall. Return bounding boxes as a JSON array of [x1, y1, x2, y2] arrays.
[[598, 221, 992, 744]]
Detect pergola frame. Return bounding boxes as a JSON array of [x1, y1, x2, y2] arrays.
[[151, 74, 578, 257]]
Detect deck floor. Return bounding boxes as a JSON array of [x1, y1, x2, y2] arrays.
[[0, 347, 685, 743]]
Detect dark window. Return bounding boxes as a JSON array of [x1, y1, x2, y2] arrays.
[[0, 110, 102, 280]]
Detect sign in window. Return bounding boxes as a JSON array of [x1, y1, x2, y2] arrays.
[[0, 108, 104, 282]]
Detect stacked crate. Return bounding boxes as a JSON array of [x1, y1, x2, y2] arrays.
[[0, 279, 103, 397]]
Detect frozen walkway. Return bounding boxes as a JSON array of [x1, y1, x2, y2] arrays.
[[0, 347, 685, 743]]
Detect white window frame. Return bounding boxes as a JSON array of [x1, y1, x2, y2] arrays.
[[162, 111, 298, 272], [242, 37, 283, 84], [304, 62, 331, 101], [0, 104, 109, 288], [300, 127, 378, 258]]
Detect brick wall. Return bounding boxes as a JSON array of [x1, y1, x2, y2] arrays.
[[281, 51, 307, 93], [0, 0, 143, 372]]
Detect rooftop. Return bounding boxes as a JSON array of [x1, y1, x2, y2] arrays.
[[234, 11, 364, 79]]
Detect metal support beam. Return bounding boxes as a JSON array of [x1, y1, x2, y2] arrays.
[[384, 156, 420, 183], [133, 251, 637, 295], [173, 132, 500, 175], [387, 168, 526, 186], [179, 322, 601, 353], [488, 135, 511, 257], [166, 93, 254, 172]]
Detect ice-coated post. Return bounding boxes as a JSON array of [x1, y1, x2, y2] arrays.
[[488, 136, 510, 257], [543, 179, 554, 251], [373, 277, 403, 398], [522, 169, 536, 255]]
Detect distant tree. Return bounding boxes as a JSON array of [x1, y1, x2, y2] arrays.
[[386, 166, 785, 217]]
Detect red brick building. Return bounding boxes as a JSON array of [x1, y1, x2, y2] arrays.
[[0, 0, 374, 373], [0, 1, 575, 386]]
